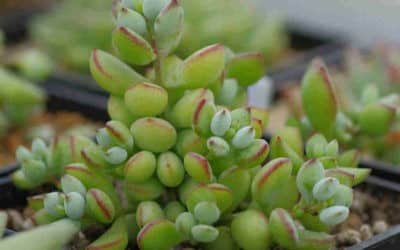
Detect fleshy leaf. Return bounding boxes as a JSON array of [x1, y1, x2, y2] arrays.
[[116, 7, 147, 36], [252, 158, 299, 214], [112, 26, 156, 66], [154, 0, 184, 55], [226, 53, 265, 87], [269, 208, 299, 250], [301, 59, 338, 137], [87, 217, 128, 250], [296, 229, 334, 250], [359, 103, 396, 136], [137, 220, 181, 250], [231, 209, 271, 250], [219, 167, 251, 212], [90, 49, 146, 96], [0, 219, 80, 250], [182, 44, 225, 89]]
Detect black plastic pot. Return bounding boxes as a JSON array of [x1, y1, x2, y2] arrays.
[[0, 80, 108, 177], [266, 47, 400, 182], [0, 174, 399, 249]]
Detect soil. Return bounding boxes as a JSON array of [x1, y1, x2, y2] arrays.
[[333, 184, 399, 249], [2, 182, 398, 249], [0, 111, 98, 167]]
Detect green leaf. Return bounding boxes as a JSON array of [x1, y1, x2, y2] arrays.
[[231, 209, 271, 250], [137, 219, 182, 250], [116, 7, 147, 36], [0, 219, 80, 250], [336, 167, 371, 186], [301, 59, 338, 137], [226, 53, 265, 87], [154, 0, 184, 55], [296, 229, 334, 250], [0, 68, 45, 105], [90, 49, 146, 96], [112, 26, 156, 66], [143, 0, 169, 22], [159, 55, 184, 88], [87, 217, 128, 250], [269, 208, 298, 250], [359, 103, 396, 136], [182, 44, 225, 89], [252, 158, 299, 214], [219, 167, 251, 212]]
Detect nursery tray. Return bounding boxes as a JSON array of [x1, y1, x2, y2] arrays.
[[44, 28, 344, 96], [0, 175, 399, 250], [266, 47, 400, 182], [0, 80, 108, 177]]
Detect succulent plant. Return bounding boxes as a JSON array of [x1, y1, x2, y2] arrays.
[[0, 30, 51, 138], [338, 47, 400, 164], [7, 1, 369, 250], [0, 67, 45, 137], [294, 56, 400, 165], [30, 0, 287, 73]]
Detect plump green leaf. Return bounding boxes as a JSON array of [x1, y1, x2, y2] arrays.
[[112, 26, 156, 66], [182, 44, 225, 89], [359, 103, 396, 136], [87, 217, 128, 250], [142, 0, 169, 22], [252, 158, 299, 214], [90, 49, 146, 96], [137, 220, 182, 250], [154, 0, 184, 55], [226, 53, 265, 87], [301, 59, 338, 137], [116, 7, 147, 36], [0, 219, 80, 250]]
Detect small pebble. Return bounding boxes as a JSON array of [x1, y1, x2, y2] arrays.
[[7, 209, 24, 231], [373, 220, 388, 234], [336, 229, 362, 245], [360, 224, 373, 240]]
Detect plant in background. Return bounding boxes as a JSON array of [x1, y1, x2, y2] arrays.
[[293, 56, 400, 165], [178, 0, 288, 65], [6, 1, 369, 250], [0, 68, 45, 138], [30, 0, 114, 72], [0, 30, 48, 138], [30, 0, 287, 74], [338, 47, 400, 164]]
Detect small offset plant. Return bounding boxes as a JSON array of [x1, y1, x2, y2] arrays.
[[292, 56, 400, 165], [7, 1, 369, 250]]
